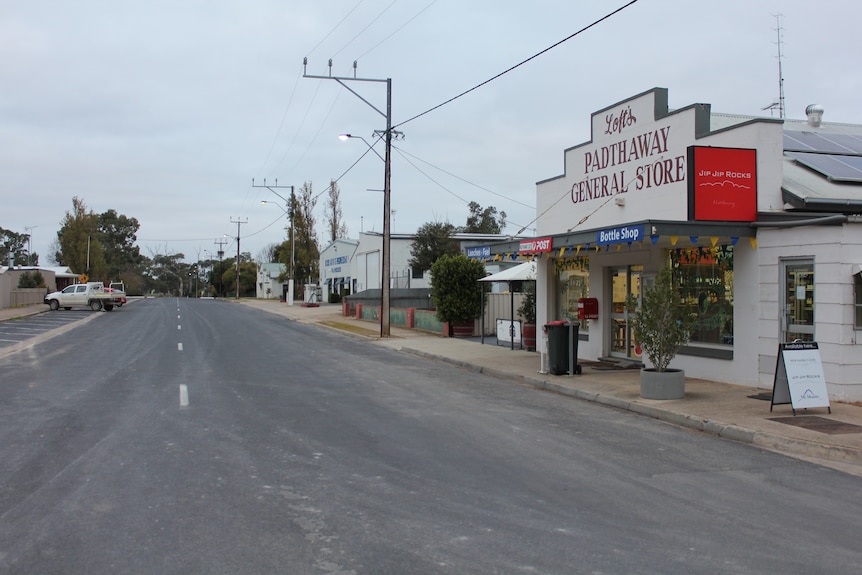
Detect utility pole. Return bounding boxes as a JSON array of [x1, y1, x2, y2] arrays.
[[24, 226, 37, 266], [303, 58, 397, 337], [229, 217, 247, 299], [252, 179, 295, 305], [214, 237, 228, 297], [775, 13, 786, 120]]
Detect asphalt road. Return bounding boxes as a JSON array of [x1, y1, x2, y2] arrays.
[[1, 298, 861, 574]]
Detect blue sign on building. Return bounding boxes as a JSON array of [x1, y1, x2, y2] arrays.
[[325, 255, 349, 267], [467, 246, 491, 259], [596, 225, 644, 246]]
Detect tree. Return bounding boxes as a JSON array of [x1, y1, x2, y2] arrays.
[[0, 227, 33, 266], [56, 197, 106, 280], [290, 181, 320, 287], [409, 220, 459, 274], [220, 254, 256, 297], [324, 179, 348, 242], [462, 201, 506, 234], [257, 243, 280, 264], [145, 252, 186, 295], [97, 209, 143, 281]]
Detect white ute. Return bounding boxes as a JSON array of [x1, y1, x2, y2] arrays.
[[44, 282, 127, 312]]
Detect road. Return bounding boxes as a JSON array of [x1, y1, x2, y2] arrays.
[[1, 298, 861, 574]]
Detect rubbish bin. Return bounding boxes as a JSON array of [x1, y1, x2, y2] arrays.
[[544, 321, 581, 375]]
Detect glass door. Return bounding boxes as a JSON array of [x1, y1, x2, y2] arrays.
[[782, 259, 815, 342], [610, 266, 642, 358]]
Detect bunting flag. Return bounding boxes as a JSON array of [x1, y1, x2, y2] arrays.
[[689, 236, 698, 244], [710, 236, 719, 247], [576, 245, 582, 256], [558, 246, 566, 257], [730, 237, 739, 246], [670, 236, 679, 246], [749, 237, 757, 249], [651, 235, 659, 245]]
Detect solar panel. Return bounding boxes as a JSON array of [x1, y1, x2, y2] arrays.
[[787, 151, 862, 183], [783, 130, 862, 154]]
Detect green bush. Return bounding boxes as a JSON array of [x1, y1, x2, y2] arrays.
[[431, 254, 485, 324], [17, 271, 45, 289]]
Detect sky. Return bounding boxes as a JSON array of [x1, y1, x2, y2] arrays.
[[3, 0, 861, 267]]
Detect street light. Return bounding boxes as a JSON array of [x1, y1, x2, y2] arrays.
[[338, 131, 399, 337], [260, 196, 296, 306], [339, 133, 385, 162]]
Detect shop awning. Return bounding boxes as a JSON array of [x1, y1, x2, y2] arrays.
[[479, 261, 536, 283]]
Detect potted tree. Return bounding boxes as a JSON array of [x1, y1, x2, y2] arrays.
[[431, 254, 486, 337], [518, 281, 537, 351], [626, 267, 694, 399]]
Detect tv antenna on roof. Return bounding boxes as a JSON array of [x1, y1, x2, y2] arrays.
[[771, 13, 786, 119]]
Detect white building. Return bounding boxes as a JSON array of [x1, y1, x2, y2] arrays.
[[490, 87, 862, 401], [318, 231, 513, 300], [256, 262, 286, 300]]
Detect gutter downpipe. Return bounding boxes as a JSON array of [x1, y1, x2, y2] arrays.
[[752, 214, 848, 228]]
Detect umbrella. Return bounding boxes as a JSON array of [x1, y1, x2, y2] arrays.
[[478, 261, 536, 349], [478, 261, 536, 283]]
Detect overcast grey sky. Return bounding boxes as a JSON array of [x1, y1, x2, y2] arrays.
[[3, 0, 860, 265]]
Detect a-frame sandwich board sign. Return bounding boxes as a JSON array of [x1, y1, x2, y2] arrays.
[[771, 341, 831, 415]]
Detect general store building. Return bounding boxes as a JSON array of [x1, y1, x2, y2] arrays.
[[489, 87, 862, 401]]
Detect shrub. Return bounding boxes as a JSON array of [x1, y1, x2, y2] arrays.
[[430, 254, 485, 324]]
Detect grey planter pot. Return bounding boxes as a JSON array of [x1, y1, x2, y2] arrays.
[[639, 368, 685, 400]]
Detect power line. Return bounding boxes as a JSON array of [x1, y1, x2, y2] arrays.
[[331, 0, 400, 59], [355, 0, 439, 61], [306, 0, 366, 58], [393, 144, 534, 209], [393, 0, 641, 130]]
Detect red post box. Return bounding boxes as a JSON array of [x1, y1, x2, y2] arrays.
[[577, 297, 598, 320]]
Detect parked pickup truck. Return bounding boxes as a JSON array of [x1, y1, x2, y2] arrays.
[[44, 282, 127, 312]]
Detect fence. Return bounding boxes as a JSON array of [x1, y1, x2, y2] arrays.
[[9, 288, 46, 307], [479, 292, 526, 336]]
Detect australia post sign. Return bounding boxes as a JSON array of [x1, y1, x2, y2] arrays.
[[519, 237, 552, 254]]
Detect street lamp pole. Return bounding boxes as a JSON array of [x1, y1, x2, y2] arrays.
[[304, 59, 394, 337], [254, 179, 295, 305]]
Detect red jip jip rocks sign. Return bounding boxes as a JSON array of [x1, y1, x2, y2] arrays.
[[687, 146, 758, 221]]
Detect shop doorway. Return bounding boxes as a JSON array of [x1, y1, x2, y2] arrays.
[[782, 258, 815, 342], [610, 265, 643, 358]]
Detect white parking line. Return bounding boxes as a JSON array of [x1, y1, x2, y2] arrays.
[[179, 384, 189, 407], [178, 342, 183, 351]]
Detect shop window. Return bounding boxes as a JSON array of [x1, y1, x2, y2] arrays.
[[782, 259, 815, 342], [855, 273, 862, 330], [670, 247, 734, 346], [555, 257, 590, 331]]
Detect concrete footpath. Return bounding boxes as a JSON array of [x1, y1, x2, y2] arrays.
[[4, 300, 862, 476]]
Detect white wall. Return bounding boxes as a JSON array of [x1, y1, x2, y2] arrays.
[[756, 224, 862, 401]]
